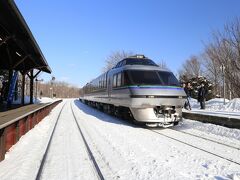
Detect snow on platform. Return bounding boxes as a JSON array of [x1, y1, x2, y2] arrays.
[[12, 96, 59, 105], [189, 98, 240, 113], [184, 98, 240, 119]]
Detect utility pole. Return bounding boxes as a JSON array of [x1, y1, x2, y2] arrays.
[[50, 76, 55, 98], [220, 64, 226, 105]]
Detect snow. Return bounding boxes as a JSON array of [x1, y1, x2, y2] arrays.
[[178, 119, 240, 142], [0, 99, 240, 180], [37, 97, 58, 104], [189, 98, 240, 112], [225, 98, 240, 112], [12, 96, 58, 104], [186, 98, 240, 119], [0, 102, 62, 179]]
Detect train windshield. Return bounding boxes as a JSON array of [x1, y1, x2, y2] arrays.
[[125, 70, 180, 86], [157, 71, 180, 86]]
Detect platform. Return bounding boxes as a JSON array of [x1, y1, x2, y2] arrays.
[[183, 110, 240, 129], [0, 100, 61, 161], [0, 103, 49, 128]]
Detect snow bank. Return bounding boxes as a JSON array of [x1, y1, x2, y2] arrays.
[[189, 98, 240, 112], [37, 97, 57, 104], [12, 96, 56, 105], [224, 98, 240, 112]]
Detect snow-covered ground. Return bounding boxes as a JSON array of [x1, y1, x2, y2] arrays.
[[185, 98, 240, 119], [189, 98, 240, 112], [0, 99, 240, 180]]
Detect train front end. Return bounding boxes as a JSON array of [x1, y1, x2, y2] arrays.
[[124, 68, 186, 127]]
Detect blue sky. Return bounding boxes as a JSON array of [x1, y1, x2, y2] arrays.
[[15, 0, 240, 87]]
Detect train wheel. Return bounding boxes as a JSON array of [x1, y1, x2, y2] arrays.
[[173, 121, 179, 126], [114, 107, 119, 117]]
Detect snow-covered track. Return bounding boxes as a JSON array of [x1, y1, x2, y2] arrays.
[[35, 102, 67, 180], [169, 127, 240, 150], [149, 129, 240, 166], [70, 102, 105, 180], [35, 101, 105, 180]]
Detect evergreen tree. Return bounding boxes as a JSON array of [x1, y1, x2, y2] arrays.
[[180, 76, 213, 100]]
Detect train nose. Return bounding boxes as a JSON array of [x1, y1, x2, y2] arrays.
[[153, 106, 177, 117]]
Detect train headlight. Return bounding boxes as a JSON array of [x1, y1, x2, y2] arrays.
[[136, 55, 145, 58]]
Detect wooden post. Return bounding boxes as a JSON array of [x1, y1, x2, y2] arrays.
[[30, 70, 34, 104], [21, 72, 25, 105]]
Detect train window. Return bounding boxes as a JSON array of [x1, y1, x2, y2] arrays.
[[157, 71, 180, 86], [121, 72, 124, 85], [113, 74, 117, 87], [125, 58, 158, 66], [114, 60, 127, 68], [101, 79, 103, 88], [127, 70, 161, 85], [118, 61, 123, 67], [117, 73, 121, 87], [104, 77, 106, 88], [115, 62, 120, 68], [102, 77, 104, 88], [122, 71, 130, 85]]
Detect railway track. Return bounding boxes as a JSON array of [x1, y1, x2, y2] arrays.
[[169, 127, 240, 150], [70, 102, 104, 180], [78, 100, 240, 166], [149, 128, 240, 166], [35, 102, 67, 180], [35, 101, 105, 180], [79, 100, 240, 162]]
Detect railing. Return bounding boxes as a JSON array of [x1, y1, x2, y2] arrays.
[[0, 100, 62, 161]]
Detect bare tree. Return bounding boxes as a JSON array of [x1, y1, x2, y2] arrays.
[[38, 81, 80, 98], [102, 50, 134, 72], [177, 17, 240, 98], [201, 50, 222, 96], [203, 17, 240, 98], [178, 56, 202, 82], [157, 60, 169, 70]]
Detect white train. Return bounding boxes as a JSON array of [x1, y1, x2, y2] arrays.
[[80, 55, 186, 127]]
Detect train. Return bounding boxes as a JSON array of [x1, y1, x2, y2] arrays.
[[79, 55, 186, 127]]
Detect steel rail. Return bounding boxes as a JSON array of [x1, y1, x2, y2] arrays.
[[35, 102, 66, 180], [70, 102, 105, 180], [150, 129, 240, 166], [169, 127, 240, 150], [78, 100, 240, 166]]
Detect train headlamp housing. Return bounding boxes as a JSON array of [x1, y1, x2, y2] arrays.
[[136, 55, 145, 58]]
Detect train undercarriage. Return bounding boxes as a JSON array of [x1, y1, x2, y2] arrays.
[[80, 99, 181, 127]]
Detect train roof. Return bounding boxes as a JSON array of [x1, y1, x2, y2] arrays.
[[120, 65, 170, 72], [113, 55, 158, 69]]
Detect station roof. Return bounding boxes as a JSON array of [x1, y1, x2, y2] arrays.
[[0, 1, 51, 73]]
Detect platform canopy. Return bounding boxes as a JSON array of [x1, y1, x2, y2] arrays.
[[0, 0, 51, 74]]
